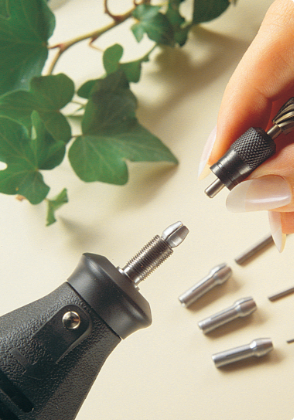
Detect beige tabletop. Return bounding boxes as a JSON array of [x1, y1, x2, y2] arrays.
[[1, 0, 293, 419]]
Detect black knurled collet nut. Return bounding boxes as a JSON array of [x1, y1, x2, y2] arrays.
[[210, 127, 276, 190]]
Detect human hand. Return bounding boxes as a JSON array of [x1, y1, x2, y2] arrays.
[[198, 0, 294, 252]]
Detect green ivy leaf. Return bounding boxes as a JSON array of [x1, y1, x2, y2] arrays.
[[102, 43, 151, 83], [166, 0, 185, 26], [77, 80, 96, 100], [0, 1, 8, 17], [120, 52, 150, 83], [46, 188, 68, 226], [0, 74, 74, 143], [103, 44, 124, 75], [0, 0, 55, 96], [132, 4, 174, 46], [193, 0, 231, 24], [166, 0, 190, 46], [0, 112, 65, 204], [69, 70, 178, 185], [77, 45, 152, 98]]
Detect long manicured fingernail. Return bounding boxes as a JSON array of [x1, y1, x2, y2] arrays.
[[226, 176, 292, 212], [198, 126, 217, 180], [268, 211, 286, 252]]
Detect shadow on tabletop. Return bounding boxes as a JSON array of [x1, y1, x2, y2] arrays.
[[113, 163, 178, 212], [136, 27, 250, 139], [113, 30, 250, 212], [52, 28, 251, 237], [59, 217, 100, 249]]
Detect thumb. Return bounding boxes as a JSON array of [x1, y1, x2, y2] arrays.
[[226, 139, 294, 214]]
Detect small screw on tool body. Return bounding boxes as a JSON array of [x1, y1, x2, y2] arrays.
[[121, 221, 189, 285], [198, 297, 257, 334], [212, 338, 273, 368], [205, 97, 294, 197], [178, 263, 232, 307]]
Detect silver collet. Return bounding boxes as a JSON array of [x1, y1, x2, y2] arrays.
[[178, 263, 232, 307], [212, 338, 273, 368], [198, 297, 257, 334]]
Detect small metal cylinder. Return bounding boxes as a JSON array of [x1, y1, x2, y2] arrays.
[[212, 338, 273, 368], [205, 178, 225, 198], [178, 263, 232, 307], [268, 285, 294, 302], [198, 297, 257, 334], [234, 234, 273, 265]]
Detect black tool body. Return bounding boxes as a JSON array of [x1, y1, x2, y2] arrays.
[[0, 221, 189, 420], [0, 254, 151, 420]]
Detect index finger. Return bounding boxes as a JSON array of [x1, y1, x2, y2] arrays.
[[209, 0, 294, 164]]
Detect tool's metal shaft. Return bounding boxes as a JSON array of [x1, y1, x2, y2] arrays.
[[212, 338, 273, 368], [268, 286, 294, 302], [198, 297, 257, 334], [234, 234, 273, 265], [122, 221, 189, 285], [178, 263, 232, 307], [205, 178, 225, 198]]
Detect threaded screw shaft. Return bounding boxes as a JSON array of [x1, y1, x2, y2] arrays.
[[121, 222, 189, 285]]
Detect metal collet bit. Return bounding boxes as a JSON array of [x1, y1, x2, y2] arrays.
[[178, 263, 232, 307], [212, 338, 273, 368], [198, 297, 257, 334], [122, 221, 189, 285]]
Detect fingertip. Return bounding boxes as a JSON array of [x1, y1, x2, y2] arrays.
[[280, 212, 294, 234], [268, 211, 286, 252]]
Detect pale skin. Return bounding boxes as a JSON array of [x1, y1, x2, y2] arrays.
[[208, 0, 294, 233]]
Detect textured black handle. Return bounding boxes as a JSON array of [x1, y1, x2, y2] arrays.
[[0, 253, 152, 420], [211, 127, 276, 189], [0, 282, 121, 420]]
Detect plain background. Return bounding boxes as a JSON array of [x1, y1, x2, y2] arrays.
[[1, 0, 294, 419]]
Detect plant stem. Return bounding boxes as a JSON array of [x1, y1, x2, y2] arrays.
[[47, 7, 133, 75], [104, 0, 128, 21], [47, 0, 151, 75]]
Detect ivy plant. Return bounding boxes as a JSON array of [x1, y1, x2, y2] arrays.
[[0, 0, 235, 225]]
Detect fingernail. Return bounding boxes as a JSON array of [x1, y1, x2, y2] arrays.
[[268, 211, 286, 252], [198, 126, 217, 180], [226, 176, 292, 212]]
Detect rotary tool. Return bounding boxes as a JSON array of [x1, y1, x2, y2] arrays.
[[205, 97, 294, 197], [0, 221, 188, 420]]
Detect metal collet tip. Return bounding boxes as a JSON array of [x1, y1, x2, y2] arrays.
[[121, 221, 189, 285]]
